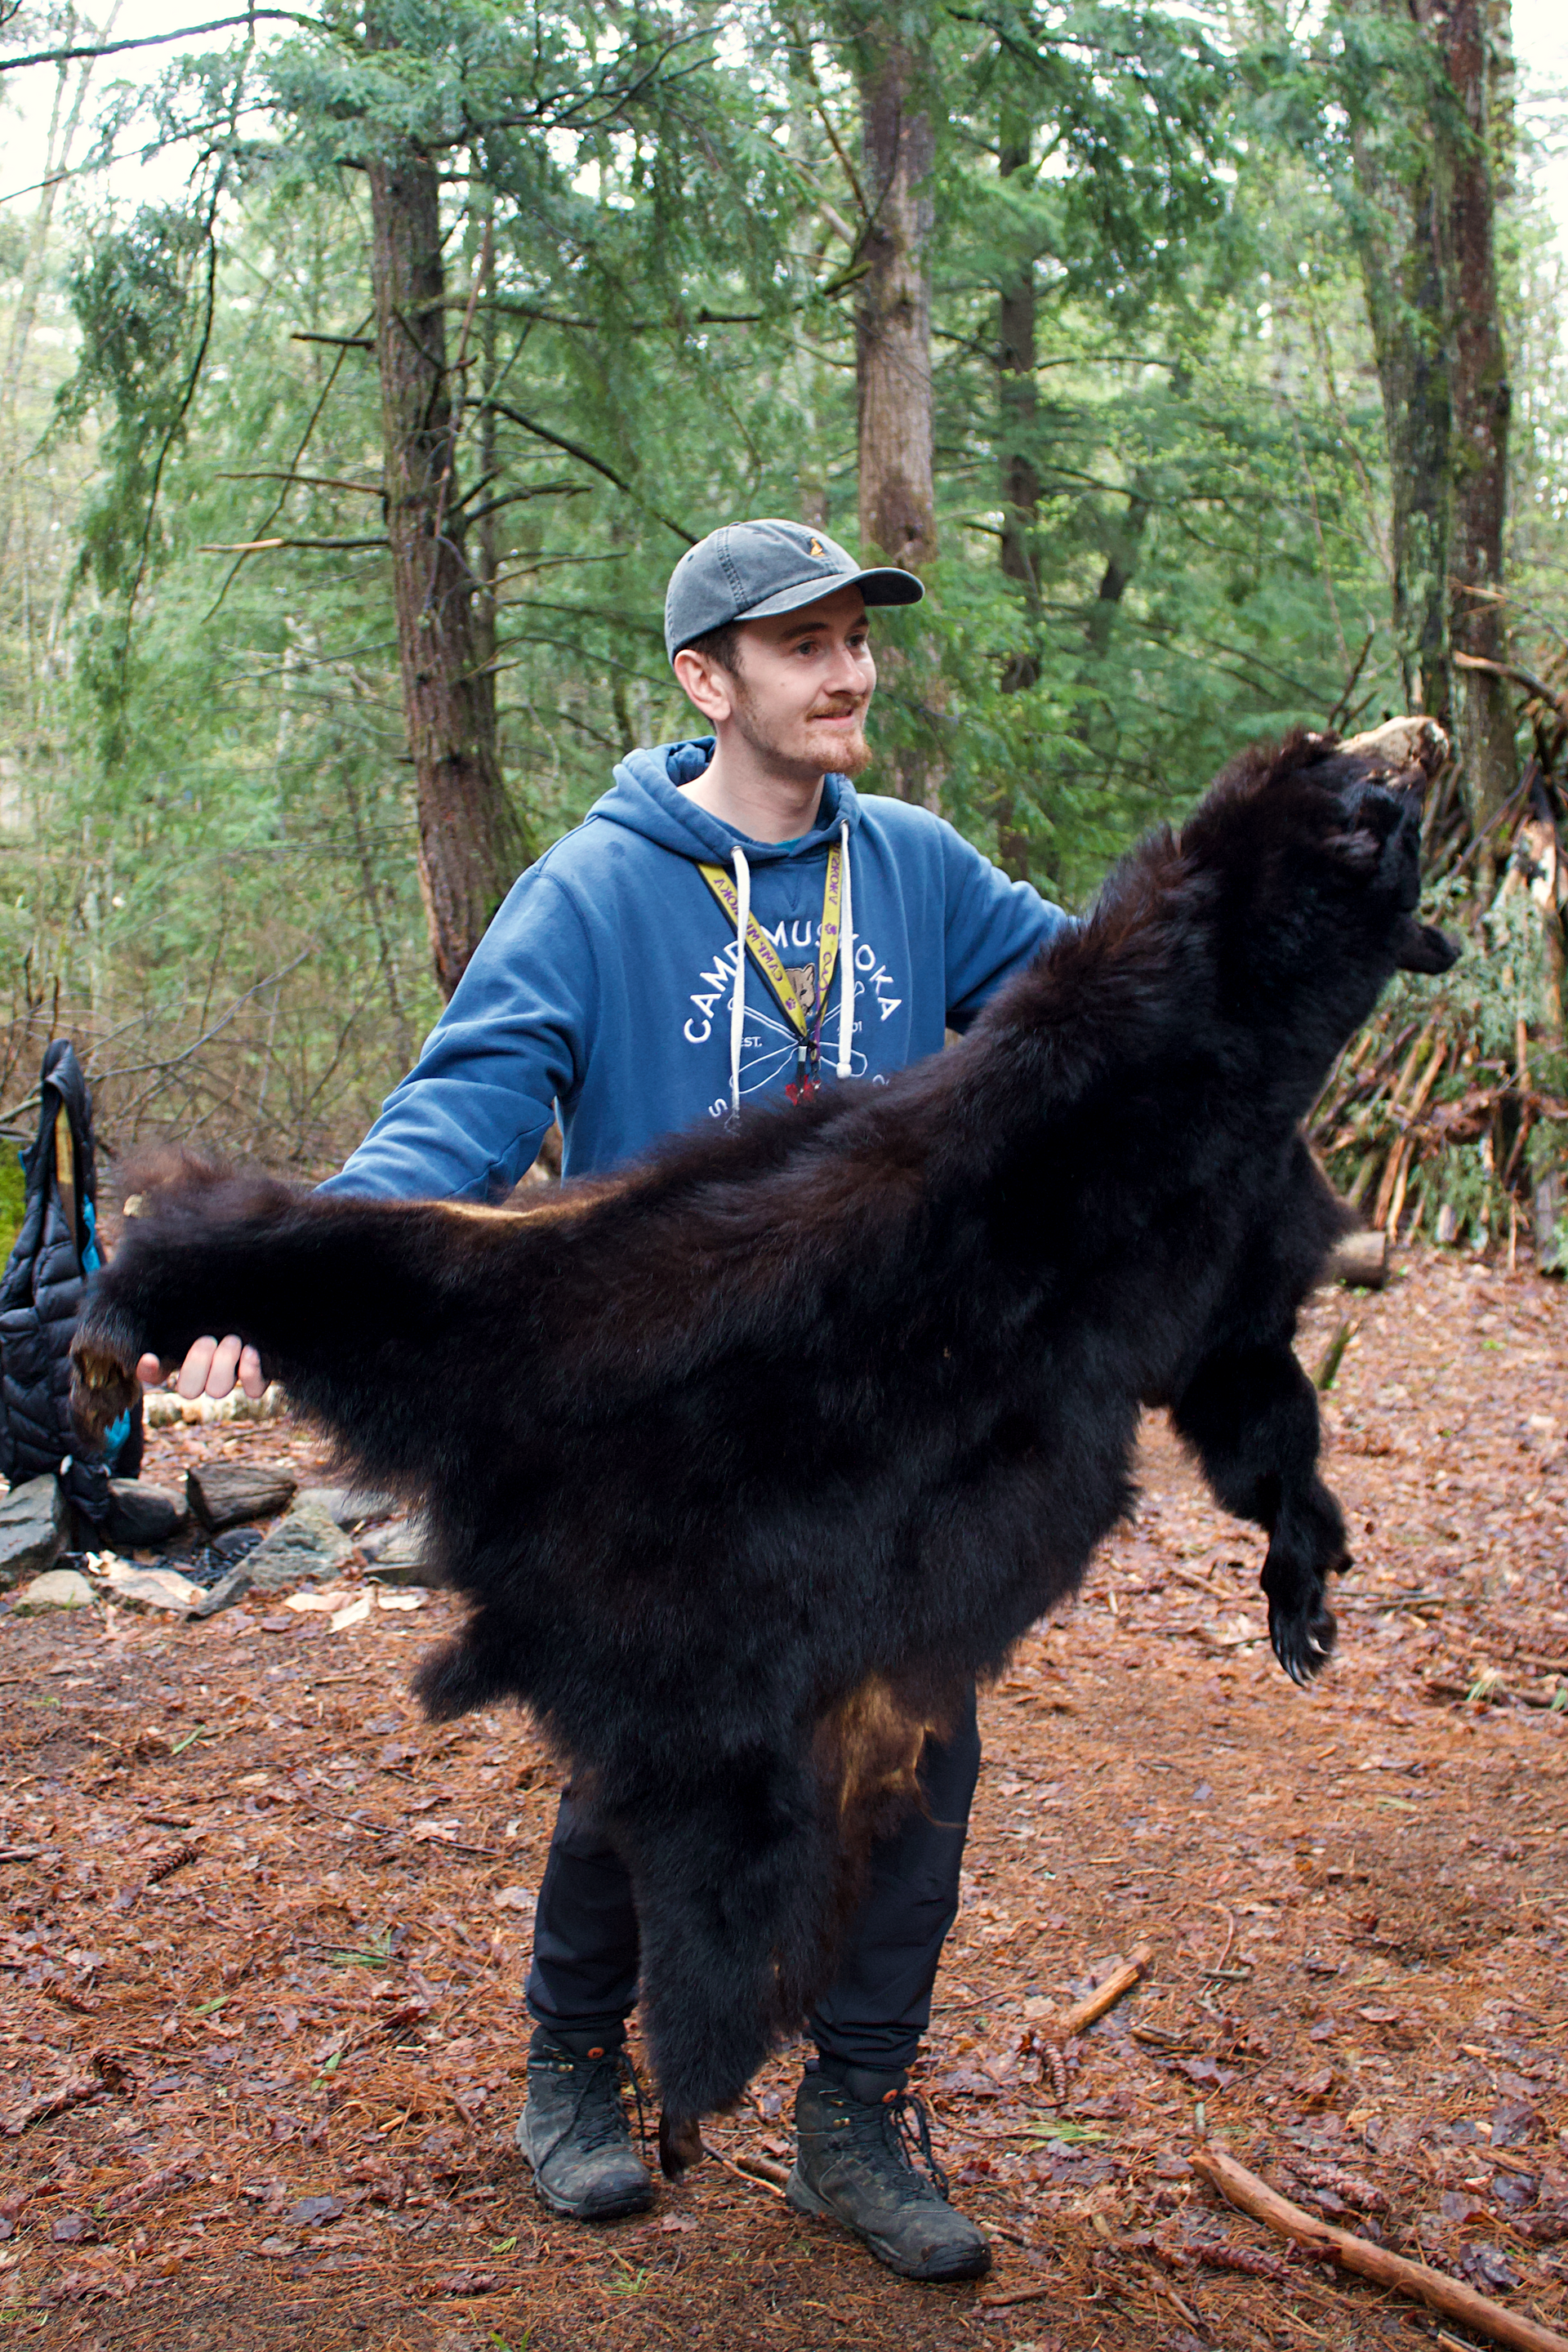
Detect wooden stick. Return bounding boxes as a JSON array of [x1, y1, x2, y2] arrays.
[[703, 2144, 787, 2195], [1386, 1143, 1414, 1242], [1373, 1133, 1412, 1231], [978, 2281, 1059, 2311], [1052, 1944, 1152, 2040], [1192, 2144, 1568, 2352], [1313, 1314, 1356, 1392]]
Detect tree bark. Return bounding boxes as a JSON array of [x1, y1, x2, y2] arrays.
[[1446, 0, 1516, 875], [853, 11, 939, 807], [855, 26, 936, 571], [1350, 112, 1453, 728], [1347, 0, 1517, 875], [994, 121, 1038, 876], [365, 145, 526, 999]]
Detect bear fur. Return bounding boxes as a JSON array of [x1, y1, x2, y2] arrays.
[[73, 719, 1457, 2148]]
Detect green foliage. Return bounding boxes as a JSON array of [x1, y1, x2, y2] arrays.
[[0, 1147, 25, 1268], [0, 0, 1560, 1185]]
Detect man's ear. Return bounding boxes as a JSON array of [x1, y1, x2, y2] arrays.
[[672, 648, 737, 728], [1394, 915, 1461, 973]]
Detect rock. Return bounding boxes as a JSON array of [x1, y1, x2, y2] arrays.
[[0, 1476, 66, 1588], [294, 1486, 399, 1529], [243, 1504, 354, 1593], [186, 1463, 296, 1533], [362, 1516, 430, 1584], [105, 1480, 187, 1547], [96, 1557, 205, 1614], [191, 1565, 255, 1619], [14, 1566, 96, 1613]]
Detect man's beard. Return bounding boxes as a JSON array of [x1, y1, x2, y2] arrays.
[[731, 676, 872, 780]]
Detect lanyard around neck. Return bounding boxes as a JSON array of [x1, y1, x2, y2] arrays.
[[699, 845, 842, 1078]]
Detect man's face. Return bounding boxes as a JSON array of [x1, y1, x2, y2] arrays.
[[717, 586, 877, 782]]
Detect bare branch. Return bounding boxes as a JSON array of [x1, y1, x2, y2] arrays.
[[216, 470, 382, 495], [0, 11, 309, 72], [198, 534, 385, 552], [470, 399, 696, 546]]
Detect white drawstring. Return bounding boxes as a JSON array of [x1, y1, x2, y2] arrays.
[[836, 818, 854, 1080], [727, 825, 852, 1109], [728, 844, 751, 1119]]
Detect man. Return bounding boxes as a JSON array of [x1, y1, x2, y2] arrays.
[[150, 519, 1071, 2284]]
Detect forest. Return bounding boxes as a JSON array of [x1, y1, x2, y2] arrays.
[[2, 16, 1568, 2351], [0, 0, 1565, 1242]]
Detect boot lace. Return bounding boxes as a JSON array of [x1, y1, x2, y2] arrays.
[[846, 2084, 951, 2202], [534, 2046, 648, 2170]]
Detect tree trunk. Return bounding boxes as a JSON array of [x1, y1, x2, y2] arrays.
[[994, 121, 1037, 875], [0, 3, 115, 577], [365, 146, 526, 999], [1347, 0, 1517, 876], [1351, 117, 1453, 728], [1446, 0, 1516, 879], [856, 27, 936, 570], [854, 12, 939, 807]]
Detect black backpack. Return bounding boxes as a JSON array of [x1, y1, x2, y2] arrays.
[[0, 1041, 141, 1521]]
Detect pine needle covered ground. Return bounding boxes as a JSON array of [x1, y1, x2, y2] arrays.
[[0, 1248, 1564, 2351]]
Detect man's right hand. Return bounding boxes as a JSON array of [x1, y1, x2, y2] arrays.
[[136, 1335, 267, 1401]]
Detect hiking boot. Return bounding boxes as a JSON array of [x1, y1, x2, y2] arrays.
[[515, 2028, 654, 2222], [786, 2060, 991, 2283]]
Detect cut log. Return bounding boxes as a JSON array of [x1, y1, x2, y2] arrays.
[[1192, 2144, 1568, 2352], [1324, 1229, 1388, 1290], [185, 1463, 296, 1533]]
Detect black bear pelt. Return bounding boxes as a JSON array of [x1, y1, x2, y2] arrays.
[[74, 718, 1458, 2158]]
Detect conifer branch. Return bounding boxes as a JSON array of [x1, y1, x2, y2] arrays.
[[1, 11, 308, 73], [469, 399, 696, 546]]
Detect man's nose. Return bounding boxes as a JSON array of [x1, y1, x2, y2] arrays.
[[822, 639, 866, 693]]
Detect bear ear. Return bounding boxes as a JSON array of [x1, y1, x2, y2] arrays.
[[1345, 781, 1409, 841], [1394, 915, 1461, 973], [1328, 782, 1406, 872]]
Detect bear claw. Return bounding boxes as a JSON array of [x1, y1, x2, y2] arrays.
[[1269, 1601, 1338, 1686]]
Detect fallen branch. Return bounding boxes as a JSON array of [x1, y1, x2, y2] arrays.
[[1192, 2143, 1568, 2352], [703, 2144, 787, 2195], [978, 2280, 1058, 2310], [1053, 1944, 1152, 2041], [1038, 1944, 1153, 2102], [1314, 1315, 1356, 1392], [1424, 1677, 1566, 1712]]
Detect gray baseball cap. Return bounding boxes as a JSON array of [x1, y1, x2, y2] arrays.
[[664, 518, 924, 662]]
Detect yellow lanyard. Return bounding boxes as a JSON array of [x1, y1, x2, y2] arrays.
[[699, 846, 842, 1089]]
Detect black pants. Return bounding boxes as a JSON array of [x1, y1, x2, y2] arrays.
[[526, 1689, 980, 2074]]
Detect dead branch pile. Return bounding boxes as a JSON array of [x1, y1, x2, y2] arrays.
[[1312, 641, 1568, 1271]]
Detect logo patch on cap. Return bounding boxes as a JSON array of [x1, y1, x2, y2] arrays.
[[809, 538, 825, 559]]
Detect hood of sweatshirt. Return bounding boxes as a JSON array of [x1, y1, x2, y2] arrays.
[[590, 740, 862, 864]]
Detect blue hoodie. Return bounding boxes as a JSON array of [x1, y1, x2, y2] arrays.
[[323, 741, 1071, 1200]]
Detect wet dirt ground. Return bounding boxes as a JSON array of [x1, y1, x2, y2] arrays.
[[1, 1243, 1565, 2350]]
